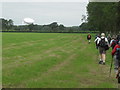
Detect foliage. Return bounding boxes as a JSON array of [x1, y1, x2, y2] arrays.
[[0, 18, 13, 30], [87, 2, 120, 34]]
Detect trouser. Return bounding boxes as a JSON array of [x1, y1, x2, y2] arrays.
[[99, 47, 106, 62], [114, 55, 119, 73]]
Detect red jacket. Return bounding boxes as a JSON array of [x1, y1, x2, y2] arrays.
[[112, 44, 120, 55]]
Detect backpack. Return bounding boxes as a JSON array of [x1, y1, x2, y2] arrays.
[[88, 35, 91, 39], [99, 38, 106, 47], [111, 40, 117, 49], [116, 48, 120, 60]]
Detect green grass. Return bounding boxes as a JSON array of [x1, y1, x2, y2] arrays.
[[2, 33, 118, 88]]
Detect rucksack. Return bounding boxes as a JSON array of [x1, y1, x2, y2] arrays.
[[116, 48, 120, 60], [99, 38, 106, 47], [88, 35, 91, 38], [111, 40, 117, 49]]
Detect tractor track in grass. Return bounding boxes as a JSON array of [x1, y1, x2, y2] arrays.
[[14, 39, 86, 88], [3, 36, 81, 68], [3, 36, 83, 88], [16, 53, 77, 88]]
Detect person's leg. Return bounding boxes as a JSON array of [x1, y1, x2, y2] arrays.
[[88, 39, 90, 44], [99, 54, 102, 61], [98, 47, 103, 64], [114, 55, 118, 74], [89, 40, 90, 43], [102, 54, 106, 63], [116, 62, 120, 79], [101, 49, 106, 65]]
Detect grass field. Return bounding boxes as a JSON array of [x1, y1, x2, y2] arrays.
[[2, 33, 118, 88]]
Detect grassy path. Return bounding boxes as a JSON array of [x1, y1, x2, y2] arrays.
[[2, 33, 118, 88]]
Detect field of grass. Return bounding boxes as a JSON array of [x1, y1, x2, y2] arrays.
[[2, 33, 118, 88]]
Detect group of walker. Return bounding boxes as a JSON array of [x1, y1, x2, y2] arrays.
[[87, 33, 120, 81], [94, 33, 120, 81]]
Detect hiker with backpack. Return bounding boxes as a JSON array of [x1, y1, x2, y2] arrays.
[[97, 33, 109, 65], [112, 41, 120, 78], [94, 34, 100, 49], [110, 35, 117, 50], [87, 33, 91, 44]]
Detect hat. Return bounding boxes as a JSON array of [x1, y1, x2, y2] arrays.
[[101, 33, 105, 36]]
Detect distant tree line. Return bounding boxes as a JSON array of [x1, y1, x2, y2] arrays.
[[87, 2, 120, 34], [0, 18, 95, 33]]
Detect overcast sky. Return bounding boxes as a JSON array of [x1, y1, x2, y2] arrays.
[[2, 2, 88, 26]]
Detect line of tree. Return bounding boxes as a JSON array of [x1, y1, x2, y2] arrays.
[[0, 18, 93, 33], [87, 2, 120, 34]]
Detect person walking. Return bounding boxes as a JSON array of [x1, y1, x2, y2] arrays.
[[97, 33, 109, 65], [110, 35, 118, 50], [94, 34, 100, 49], [112, 41, 120, 78], [87, 33, 91, 44]]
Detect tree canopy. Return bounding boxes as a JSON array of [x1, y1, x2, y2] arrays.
[[87, 2, 120, 34]]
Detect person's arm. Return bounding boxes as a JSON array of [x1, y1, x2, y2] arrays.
[[110, 40, 113, 47], [97, 38, 100, 45], [94, 37, 98, 42]]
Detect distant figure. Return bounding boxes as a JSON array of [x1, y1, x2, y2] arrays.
[[87, 33, 91, 44], [110, 35, 117, 50], [112, 41, 120, 78], [94, 34, 100, 49], [97, 33, 109, 65], [107, 34, 112, 44], [117, 34, 120, 44]]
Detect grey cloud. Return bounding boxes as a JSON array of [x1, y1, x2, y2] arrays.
[[2, 2, 88, 26]]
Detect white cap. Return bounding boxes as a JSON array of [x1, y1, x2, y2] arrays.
[[101, 33, 105, 37]]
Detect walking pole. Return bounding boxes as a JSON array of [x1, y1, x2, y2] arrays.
[[109, 56, 113, 77]]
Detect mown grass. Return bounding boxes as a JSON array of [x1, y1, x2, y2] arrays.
[[2, 33, 118, 88]]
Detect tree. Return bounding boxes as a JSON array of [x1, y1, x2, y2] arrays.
[[59, 24, 65, 30], [81, 15, 87, 23], [7, 19, 14, 30], [49, 22, 58, 29], [87, 2, 119, 34], [28, 23, 34, 31]]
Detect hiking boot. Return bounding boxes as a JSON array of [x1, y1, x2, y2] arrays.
[[102, 62, 105, 65], [99, 61, 102, 64]]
